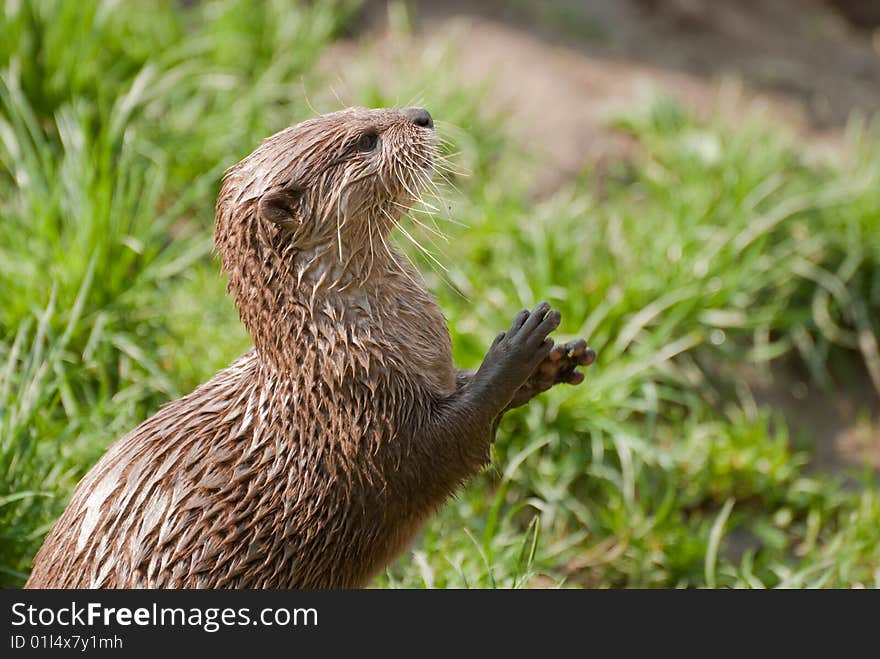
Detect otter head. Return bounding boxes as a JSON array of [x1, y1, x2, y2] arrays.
[[214, 107, 438, 357]]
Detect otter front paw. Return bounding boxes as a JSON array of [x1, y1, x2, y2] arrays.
[[505, 338, 596, 410], [473, 302, 560, 411]]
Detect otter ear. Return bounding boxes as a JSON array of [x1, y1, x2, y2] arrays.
[[259, 185, 305, 234]]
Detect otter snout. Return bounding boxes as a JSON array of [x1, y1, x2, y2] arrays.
[[402, 107, 433, 129]]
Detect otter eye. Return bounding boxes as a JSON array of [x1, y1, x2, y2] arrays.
[[355, 132, 379, 152]]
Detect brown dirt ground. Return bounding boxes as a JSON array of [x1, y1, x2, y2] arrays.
[[323, 0, 880, 472]]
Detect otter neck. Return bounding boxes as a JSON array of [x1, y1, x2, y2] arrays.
[[219, 213, 406, 372]]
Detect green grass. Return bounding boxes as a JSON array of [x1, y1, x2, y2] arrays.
[[2, 0, 879, 589]]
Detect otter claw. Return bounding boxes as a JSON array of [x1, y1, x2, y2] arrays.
[[504, 337, 596, 410]]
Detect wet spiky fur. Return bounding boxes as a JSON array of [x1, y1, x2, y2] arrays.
[[26, 108, 488, 588]]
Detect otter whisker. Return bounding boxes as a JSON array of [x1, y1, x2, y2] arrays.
[[299, 81, 321, 118], [432, 159, 469, 180], [390, 153, 461, 242], [428, 165, 466, 200], [374, 217, 425, 292], [381, 207, 448, 275], [390, 203, 449, 243], [409, 171, 466, 230], [334, 170, 363, 264], [364, 210, 377, 285], [390, 167, 450, 236], [400, 211, 449, 243], [393, 165, 426, 207]]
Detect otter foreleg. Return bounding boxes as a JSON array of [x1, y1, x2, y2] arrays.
[[418, 303, 562, 479], [409, 303, 590, 507]]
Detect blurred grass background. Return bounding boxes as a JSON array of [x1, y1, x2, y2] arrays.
[[1, 0, 879, 588]]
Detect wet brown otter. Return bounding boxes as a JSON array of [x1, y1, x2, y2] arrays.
[[26, 107, 595, 588]]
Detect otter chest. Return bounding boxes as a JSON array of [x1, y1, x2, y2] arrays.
[[331, 280, 456, 397]]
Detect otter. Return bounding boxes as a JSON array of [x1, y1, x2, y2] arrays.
[[26, 107, 595, 589]]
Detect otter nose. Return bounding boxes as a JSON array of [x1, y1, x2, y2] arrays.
[[402, 107, 433, 129]]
